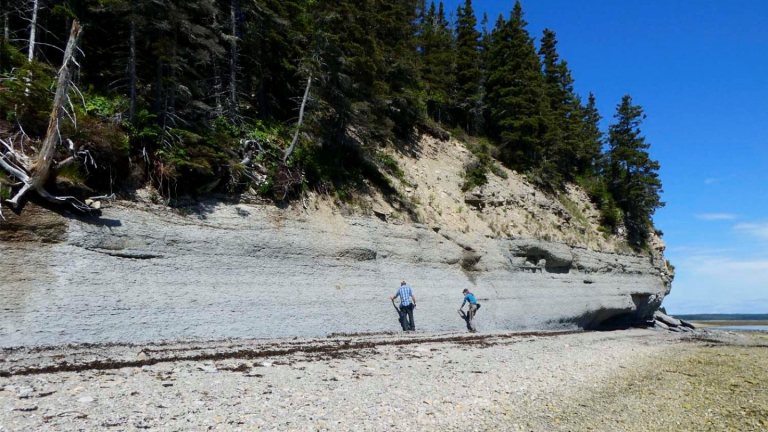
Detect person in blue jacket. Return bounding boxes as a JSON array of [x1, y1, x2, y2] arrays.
[[458, 288, 479, 333]]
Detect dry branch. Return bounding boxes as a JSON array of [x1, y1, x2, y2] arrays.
[[0, 20, 112, 214], [283, 72, 312, 164]]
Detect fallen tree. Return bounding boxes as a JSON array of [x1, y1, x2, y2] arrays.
[[0, 21, 111, 219]]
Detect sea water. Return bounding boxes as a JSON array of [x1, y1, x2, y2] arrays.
[[714, 325, 768, 332]]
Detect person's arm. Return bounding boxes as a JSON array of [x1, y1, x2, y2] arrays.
[[459, 295, 467, 311], [411, 294, 416, 307], [391, 290, 401, 301]]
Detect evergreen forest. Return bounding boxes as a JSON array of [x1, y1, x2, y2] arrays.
[[0, 0, 664, 246]]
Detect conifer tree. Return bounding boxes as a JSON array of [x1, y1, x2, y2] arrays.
[[485, 1, 548, 171], [483, 13, 508, 140], [476, 11, 491, 136], [538, 28, 581, 183], [241, 0, 310, 121], [607, 95, 664, 245], [453, 0, 481, 133], [311, 0, 378, 147], [479, 12, 491, 72], [420, 1, 455, 123], [578, 92, 604, 176], [0, 0, 666, 209], [374, 0, 422, 137], [311, 0, 422, 146]]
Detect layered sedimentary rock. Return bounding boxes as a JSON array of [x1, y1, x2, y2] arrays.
[[0, 201, 672, 347]]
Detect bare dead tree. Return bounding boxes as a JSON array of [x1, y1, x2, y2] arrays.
[[210, 7, 224, 118], [0, 21, 111, 217], [128, 0, 137, 123], [26, 0, 37, 62], [2, 0, 9, 42], [21, 0, 39, 97], [283, 72, 312, 164], [228, 0, 238, 118]]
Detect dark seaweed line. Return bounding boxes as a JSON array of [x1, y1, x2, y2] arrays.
[[0, 331, 582, 377]]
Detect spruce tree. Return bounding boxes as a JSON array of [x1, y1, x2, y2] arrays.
[[0, 0, 666, 206], [607, 95, 664, 245], [477, 11, 491, 136], [538, 28, 581, 183], [453, 0, 481, 134], [311, 0, 377, 146], [420, 1, 455, 124], [482, 13, 506, 139], [240, 0, 310, 122], [374, 0, 422, 138], [479, 12, 491, 72], [312, 0, 423, 146], [578, 92, 604, 176], [485, 1, 548, 171]]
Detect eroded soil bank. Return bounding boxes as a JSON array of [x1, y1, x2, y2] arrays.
[[1, 329, 764, 431]]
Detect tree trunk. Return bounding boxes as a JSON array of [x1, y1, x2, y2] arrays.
[[154, 54, 164, 123], [211, 10, 223, 118], [23, 0, 40, 97], [283, 73, 312, 164], [0, 21, 83, 207], [212, 55, 223, 118], [30, 22, 82, 186], [3, 0, 9, 43], [229, 0, 239, 117], [27, 0, 38, 62], [128, 11, 137, 123]]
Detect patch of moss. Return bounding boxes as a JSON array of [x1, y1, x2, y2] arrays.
[[558, 194, 589, 226], [375, 152, 406, 182], [461, 137, 504, 191], [54, 164, 86, 186]]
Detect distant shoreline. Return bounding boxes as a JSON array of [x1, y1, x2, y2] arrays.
[[676, 313, 768, 321], [691, 320, 768, 328]]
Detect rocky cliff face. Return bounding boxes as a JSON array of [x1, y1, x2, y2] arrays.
[[0, 135, 673, 347], [0, 196, 672, 347]]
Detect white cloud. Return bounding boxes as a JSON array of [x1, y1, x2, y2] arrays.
[[667, 245, 736, 254], [704, 178, 720, 185], [663, 247, 768, 314], [696, 213, 738, 221], [725, 260, 768, 271], [734, 222, 768, 240]]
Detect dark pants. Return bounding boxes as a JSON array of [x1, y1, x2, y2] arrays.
[[467, 304, 478, 332], [401, 304, 415, 331]]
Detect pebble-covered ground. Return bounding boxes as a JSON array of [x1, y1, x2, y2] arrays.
[[1, 329, 765, 431], [554, 332, 768, 432]]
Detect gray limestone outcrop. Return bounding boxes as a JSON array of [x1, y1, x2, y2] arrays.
[[0, 201, 672, 347]]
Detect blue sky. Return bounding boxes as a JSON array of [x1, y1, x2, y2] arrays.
[[441, 0, 768, 313]]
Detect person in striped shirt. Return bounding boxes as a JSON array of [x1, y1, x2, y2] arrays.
[[390, 281, 417, 331]]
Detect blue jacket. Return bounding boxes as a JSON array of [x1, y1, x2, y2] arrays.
[[462, 293, 477, 306]]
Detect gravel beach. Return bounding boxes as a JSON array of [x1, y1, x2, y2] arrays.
[[1, 329, 766, 431]]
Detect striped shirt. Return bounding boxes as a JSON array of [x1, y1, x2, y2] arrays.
[[394, 285, 413, 307]]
